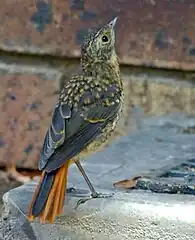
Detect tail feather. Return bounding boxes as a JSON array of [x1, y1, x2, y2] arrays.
[[43, 166, 64, 223], [28, 161, 70, 224], [30, 170, 56, 217], [28, 171, 46, 222], [40, 168, 60, 223], [58, 162, 69, 215]]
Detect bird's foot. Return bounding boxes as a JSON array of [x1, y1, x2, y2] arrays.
[[66, 187, 76, 193], [75, 191, 114, 209]]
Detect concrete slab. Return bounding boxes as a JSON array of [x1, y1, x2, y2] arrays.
[[2, 122, 195, 239], [2, 186, 195, 240]]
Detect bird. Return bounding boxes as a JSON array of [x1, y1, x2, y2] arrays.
[[28, 17, 124, 224]]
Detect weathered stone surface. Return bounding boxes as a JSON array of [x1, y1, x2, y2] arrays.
[[0, 72, 57, 169], [2, 123, 195, 239], [1, 1, 195, 70], [141, 112, 195, 131], [2, 188, 195, 240], [127, 70, 195, 117]]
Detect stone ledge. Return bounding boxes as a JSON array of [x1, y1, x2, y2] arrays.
[[1, 185, 195, 240], [2, 121, 195, 239]]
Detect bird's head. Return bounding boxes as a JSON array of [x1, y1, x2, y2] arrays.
[[81, 17, 118, 66]]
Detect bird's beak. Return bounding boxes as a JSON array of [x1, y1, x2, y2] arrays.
[[108, 17, 118, 29]]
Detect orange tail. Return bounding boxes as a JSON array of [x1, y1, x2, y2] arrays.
[[28, 161, 70, 224]]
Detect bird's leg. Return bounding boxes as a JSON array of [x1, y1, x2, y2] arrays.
[[75, 160, 97, 196], [74, 160, 113, 209]]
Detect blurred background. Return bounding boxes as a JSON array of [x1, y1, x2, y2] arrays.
[[1, 0, 195, 213]]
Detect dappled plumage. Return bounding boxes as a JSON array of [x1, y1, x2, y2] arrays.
[[28, 17, 124, 224]]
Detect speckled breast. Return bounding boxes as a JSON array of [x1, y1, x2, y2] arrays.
[[79, 94, 124, 159]]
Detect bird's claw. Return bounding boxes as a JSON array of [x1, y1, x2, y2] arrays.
[[75, 198, 90, 209], [75, 192, 114, 210], [66, 187, 76, 193], [91, 192, 114, 199]]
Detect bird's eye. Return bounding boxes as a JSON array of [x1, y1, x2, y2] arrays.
[[102, 35, 109, 42]]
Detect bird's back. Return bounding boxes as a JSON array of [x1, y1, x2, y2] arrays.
[[77, 56, 124, 157], [39, 17, 123, 171]]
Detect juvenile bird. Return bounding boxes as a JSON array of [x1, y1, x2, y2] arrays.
[[28, 17, 123, 224]]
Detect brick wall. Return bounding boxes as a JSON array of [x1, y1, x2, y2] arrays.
[[1, 57, 195, 169], [0, 67, 57, 169], [1, 1, 195, 169], [0, 57, 131, 169]]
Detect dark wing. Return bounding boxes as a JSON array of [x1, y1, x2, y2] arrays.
[[38, 102, 72, 170], [39, 87, 121, 173]]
